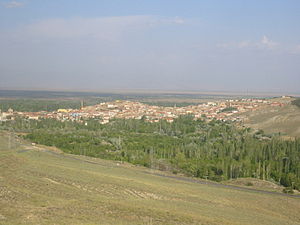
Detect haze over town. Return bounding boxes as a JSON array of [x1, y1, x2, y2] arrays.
[[0, 0, 300, 94]]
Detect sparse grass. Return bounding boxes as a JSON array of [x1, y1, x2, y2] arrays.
[[242, 101, 300, 137], [222, 178, 284, 193], [1, 132, 300, 225]]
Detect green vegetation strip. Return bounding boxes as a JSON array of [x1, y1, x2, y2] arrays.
[[2, 115, 300, 191], [1, 133, 300, 225]]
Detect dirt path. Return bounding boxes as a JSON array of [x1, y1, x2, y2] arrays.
[[143, 171, 300, 199], [18, 146, 300, 199]]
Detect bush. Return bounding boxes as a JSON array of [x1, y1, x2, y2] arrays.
[[283, 187, 294, 194], [246, 182, 253, 186]]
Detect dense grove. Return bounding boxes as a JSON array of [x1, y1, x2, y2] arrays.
[[2, 116, 300, 190]]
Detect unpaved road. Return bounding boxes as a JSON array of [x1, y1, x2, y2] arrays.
[[18, 146, 300, 199]]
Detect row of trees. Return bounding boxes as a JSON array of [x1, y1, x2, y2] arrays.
[[2, 116, 300, 190], [0, 98, 107, 112]]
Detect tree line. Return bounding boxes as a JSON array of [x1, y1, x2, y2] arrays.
[[0, 98, 107, 112], [1, 116, 300, 190]]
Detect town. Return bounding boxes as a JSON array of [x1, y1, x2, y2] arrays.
[[0, 98, 285, 124]]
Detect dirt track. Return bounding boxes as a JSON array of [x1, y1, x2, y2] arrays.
[[18, 146, 300, 199]]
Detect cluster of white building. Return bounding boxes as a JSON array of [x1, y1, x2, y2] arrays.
[[0, 98, 286, 124]]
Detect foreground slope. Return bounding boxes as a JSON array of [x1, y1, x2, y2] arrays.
[[0, 132, 300, 225]]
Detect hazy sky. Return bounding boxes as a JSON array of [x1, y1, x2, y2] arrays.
[[0, 0, 300, 93]]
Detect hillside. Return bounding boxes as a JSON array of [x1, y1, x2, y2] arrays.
[[241, 98, 300, 137], [1, 132, 300, 225]]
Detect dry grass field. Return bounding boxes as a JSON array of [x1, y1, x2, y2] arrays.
[[1, 132, 300, 225], [242, 99, 300, 138]]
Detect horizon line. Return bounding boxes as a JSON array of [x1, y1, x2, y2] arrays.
[[0, 87, 300, 97]]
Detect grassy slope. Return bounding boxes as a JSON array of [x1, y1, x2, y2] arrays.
[[1, 132, 300, 225], [242, 99, 300, 137], [222, 178, 285, 193]]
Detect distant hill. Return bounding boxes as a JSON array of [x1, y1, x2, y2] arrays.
[[242, 98, 300, 137], [292, 98, 300, 108]]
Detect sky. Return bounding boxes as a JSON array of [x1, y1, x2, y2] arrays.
[[0, 0, 300, 94]]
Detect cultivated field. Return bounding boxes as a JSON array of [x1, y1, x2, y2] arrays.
[[1, 132, 300, 225]]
